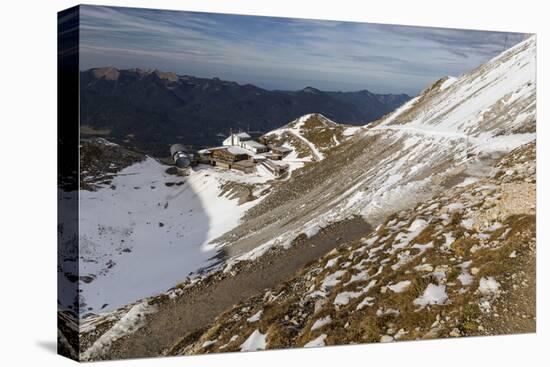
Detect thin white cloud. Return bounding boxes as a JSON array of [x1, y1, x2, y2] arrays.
[[78, 5, 526, 94]]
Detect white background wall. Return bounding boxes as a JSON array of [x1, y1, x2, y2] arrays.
[[0, 0, 547, 366]]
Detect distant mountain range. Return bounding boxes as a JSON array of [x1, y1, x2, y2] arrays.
[[80, 67, 410, 155]]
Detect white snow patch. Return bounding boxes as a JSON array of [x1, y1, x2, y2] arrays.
[[348, 270, 370, 284], [392, 250, 412, 271], [240, 329, 267, 352], [376, 308, 400, 317], [334, 290, 363, 306], [356, 296, 375, 310], [457, 261, 474, 286], [363, 236, 379, 246], [391, 219, 428, 252], [343, 126, 361, 136], [442, 233, 456, 249], [394, 329, 409, 339], [409, 218, 428, 232], [325, 256, 340, 268], [461, 218, 475, 230], [478, 277, 501, 296], [202, 340, 217, 348], [340, 280, 377, 306], [304, 334, 327, 348], [320, 270, 346, 291], [413, 284, 448, 307], [304, 223, 322, 238], [412, 242, 434, 252], [80, 301, 157, 360], [475, 233, 491, 240], [439, 76, 457, 90], [387, 280, 412, 293], [311, 316, 332, 331], [488, 222, 503, 231], [247, 310, 263, 323], [415, 264, 433, 272], [220, 334, 239, 349], [458, 273, 474, 286], [446, 202, 465, 211]]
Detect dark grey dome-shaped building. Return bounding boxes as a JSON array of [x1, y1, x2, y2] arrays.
[[170, 144, 192, 170], [175, 155, 191, 168]]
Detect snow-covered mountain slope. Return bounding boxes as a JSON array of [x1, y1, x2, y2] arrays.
[[60, 141, 274, 315], [263, 113, 361, 162], [375, 36, 535, 137], [218, 36, 536, 268], [61, 115, 362, 317], [175, 142, 535, 354]]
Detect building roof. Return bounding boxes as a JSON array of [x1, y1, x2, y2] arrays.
[[232, 160, 255, 167], [226, 146, 251, 155], [235, 132, 251, 139], [242, 140, 267, 149]]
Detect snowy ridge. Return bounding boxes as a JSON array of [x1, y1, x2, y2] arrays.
[[438, 76, 457, 91], [289, 128, 325, 161], [272, 125, 325, 161], [377, 36, 536, 137], [223, 36, 536, 270], [264, 113, 361, 162]]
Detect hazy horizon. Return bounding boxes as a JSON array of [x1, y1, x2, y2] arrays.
[[78, 5, 526, 95]]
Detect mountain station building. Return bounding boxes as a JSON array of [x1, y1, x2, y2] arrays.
[[195, 131, 290, 175]]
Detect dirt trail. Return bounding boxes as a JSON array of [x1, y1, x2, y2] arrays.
[[99, 217, 371, 360]]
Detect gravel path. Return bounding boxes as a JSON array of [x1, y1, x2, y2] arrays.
[[97, 217, 371, 360]]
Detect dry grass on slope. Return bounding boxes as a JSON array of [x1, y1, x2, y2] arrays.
[[299, 114, 346, 153], [171, 142, 535, 355]]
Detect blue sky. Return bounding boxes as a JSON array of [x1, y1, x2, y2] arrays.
[[79, 5, 526, 95]]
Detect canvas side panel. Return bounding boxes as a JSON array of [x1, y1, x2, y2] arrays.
[[57, 5, 81, 361]]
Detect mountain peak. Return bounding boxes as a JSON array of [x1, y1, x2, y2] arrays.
[[152, 69, 178, 82], [300, 86, 322, 94], [91, 67, 120, 81]]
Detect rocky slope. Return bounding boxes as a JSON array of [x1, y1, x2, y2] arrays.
[[173, 141, 535, 354], [262, 113, 361, 162], [79, 138, 146, 190]]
